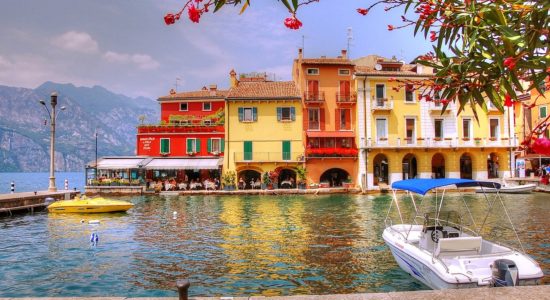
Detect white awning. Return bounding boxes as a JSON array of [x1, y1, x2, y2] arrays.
[[143, 158, 223, 170], [96, 158, 148, 170]]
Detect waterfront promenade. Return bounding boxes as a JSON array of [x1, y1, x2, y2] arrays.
[[0, 190, 80, 214]]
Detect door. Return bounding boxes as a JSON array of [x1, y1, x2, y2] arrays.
[[244, 141, 252, 161], [282, 141, 291, 161]]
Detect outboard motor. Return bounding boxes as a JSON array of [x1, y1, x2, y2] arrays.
[[492, 259, 519, 287]]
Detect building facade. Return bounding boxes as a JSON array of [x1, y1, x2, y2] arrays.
[[223, 70, 304, 188], [292, 49, 359, 187], [355, 55, 515, 190]]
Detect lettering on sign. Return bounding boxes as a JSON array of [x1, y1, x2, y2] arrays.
[[140, 137, 155, 150]]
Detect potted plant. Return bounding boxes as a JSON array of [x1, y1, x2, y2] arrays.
[[296, 165, 307, 189], [222, 171, 236, 191], [268, 170, 279, 189], [474, 137, 482, 145], [262, 171, 271, 189]]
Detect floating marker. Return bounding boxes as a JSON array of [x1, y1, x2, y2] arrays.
[[89, 220, 100, 224], [90, 232, 99, 244]]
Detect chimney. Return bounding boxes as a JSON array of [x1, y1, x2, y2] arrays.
[[208, 84, 217, 91], [298, 48, 303, 60], [229, 69, 238, 88], [341, 49, 347, 59]]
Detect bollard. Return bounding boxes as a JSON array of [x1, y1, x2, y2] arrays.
[[176, 279, 190, 300], [64, 179, 69, 190], [10, 181, 15, 193]]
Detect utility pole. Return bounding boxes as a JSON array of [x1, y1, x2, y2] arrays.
[[40, 92, 66, 192]]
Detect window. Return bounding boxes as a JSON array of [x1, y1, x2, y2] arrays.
[[306, 68, 319, 75], [277, 107, 295, 122], [186, 138, 200, 154], [375, 84, 385, 106], [338, 69, 350, 76], [339, 81, 351, 101], [243, 141, 253, 161], [306, 80, 320, 101], [338, 108, 351, 130], [160, 138, 170, 154], [434, 119, 443, 138], [463, 119, 472, 139], [540, 106, 547, 118], [490, 118, 500, 138], [208, 138, 224, 153], [202, 102, 211, 111], [282, 141, 291, 161], [308, 108, 320, 130], [405, 84, 414, 102], [376, 119, 388, 141], [406, 118, 415, 144], [238, 107, 257, 122], [179, 103, 188, 111], [324, 138, 335, 148]]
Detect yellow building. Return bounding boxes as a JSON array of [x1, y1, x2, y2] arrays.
[[354, 55, 515, 190], [223, 70, 304, 188]]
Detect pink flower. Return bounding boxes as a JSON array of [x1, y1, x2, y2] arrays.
[[164, 13, 177, 25], [430, 31, 437, 42], [532, 138, 550, 155], [188, 4, 201, 23], [387, 25, 394, 31], [357, 8, 369, 15], [284, 15, 303, 30], [503, 57, 516, 70], [504, 94, 513, 107]]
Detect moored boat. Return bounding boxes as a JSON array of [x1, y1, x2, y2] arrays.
[[383, 178, 543, 289], [475, 183, 536, 194], [47, 196, 134, 213]]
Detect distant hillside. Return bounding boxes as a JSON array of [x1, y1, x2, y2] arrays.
[[0, 82, 159, 172]]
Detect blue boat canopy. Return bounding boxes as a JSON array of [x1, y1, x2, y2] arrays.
[[391, 178, 501, 195]]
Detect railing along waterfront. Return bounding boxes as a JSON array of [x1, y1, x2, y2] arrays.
[[234, 152, 305, 163], [362, 136, 519, 148]]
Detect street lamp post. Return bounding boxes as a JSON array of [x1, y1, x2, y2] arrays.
[[40, 92, 66, 192]]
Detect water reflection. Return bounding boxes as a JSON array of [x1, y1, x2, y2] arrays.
[[0, 193, 547, 297]]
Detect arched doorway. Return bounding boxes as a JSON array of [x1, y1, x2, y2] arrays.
[[460, 153, 473, 179], [373, 154, 389, 186], [320, 168, 350, 187], [402, 153, 418, 180], [432, 153, 445, 178], [238, 169, 261, 189], [277, 168, 296, 189], [487, 152, 500, 179]]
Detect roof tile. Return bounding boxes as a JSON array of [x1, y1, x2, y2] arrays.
[[227, 81, 301, 100]]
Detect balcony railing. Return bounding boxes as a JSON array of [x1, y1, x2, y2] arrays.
[[304, 91, 325, 103], [306, 148, 358, 158], [372, 99, 393, 110], [336, 92, 357, 103], [362, 136, 519, 148], [137, 124, 224, 134], [234, 152, 305, 163]]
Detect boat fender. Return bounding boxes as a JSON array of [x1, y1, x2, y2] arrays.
[[491, 259, 519, 287], [173, 211, 178, 219], [80, 219, 85, 223], [90, 232, 99, 244], [89, 220, 100, 224]]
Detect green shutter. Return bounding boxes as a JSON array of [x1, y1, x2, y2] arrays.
[[195, 138, 201, 153], [252, 107, 258, 121], [290, 107, 296, 121], [277, 107, 282, 121], [207, 138, 212, 152], [238, 107, 244, 121], [161, 139, 169, 153], [282, 141, 291, 160], [244, 141, 252, 160], [187, 139, 193, 153], [221, 138, 225, 152], [541, 106, 547, 118]]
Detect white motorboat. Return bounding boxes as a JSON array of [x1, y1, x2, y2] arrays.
[[475, 183, 536, 194], [383, 178, 543, 289]]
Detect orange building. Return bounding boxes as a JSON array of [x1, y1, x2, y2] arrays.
[[292, 49, 358, 187]]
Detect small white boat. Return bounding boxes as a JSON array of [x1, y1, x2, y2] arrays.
[[475, 183, 536, 194], [383, 178, 543, 289]]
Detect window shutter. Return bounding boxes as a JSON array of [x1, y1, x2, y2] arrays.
[[238, 107, 244, 121], [335, 109, 341, 131], [195, 138, 201, 153], [290, 107, 296, 121], [252, 107, 258, 121], [186, 139, 193, 153], [221, 138, 225, 152], [277, 107, 282, 121], [320, 108, 325, 130], [207, 138, 212, 153], [345, 109, 351, 129], [303, 108, 308, 130]]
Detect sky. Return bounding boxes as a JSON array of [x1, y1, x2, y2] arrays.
[[0, 0, 433, 99]]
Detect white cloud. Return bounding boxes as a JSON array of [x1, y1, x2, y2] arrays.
[[52, 31, 99, 54], [103, 51, 160, 70]]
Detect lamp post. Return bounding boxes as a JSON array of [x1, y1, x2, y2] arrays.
[[95, 129, 99, 180], [40, 92, 66, 192]]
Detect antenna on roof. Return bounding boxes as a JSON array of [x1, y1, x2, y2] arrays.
[[347, 27, 353, 58], [175, 77, 181, 92], [301, 35, 306, 56]]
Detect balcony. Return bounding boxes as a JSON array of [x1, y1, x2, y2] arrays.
[[372, 99, 393, 111], [304, 91, 325, 104], [363, 136, 518, 149], [137, 124, 224, 134], [306, 148, 358, 159], [429, 100, 453, 113], [336, 92, 357, 103], [234, 152, 305, 163]]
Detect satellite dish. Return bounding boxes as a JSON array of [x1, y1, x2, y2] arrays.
[[375, 64, 382, 71]]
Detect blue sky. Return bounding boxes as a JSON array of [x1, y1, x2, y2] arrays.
[[0, 0, 432, 99]]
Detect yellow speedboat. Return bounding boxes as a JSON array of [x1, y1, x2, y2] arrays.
[[47, 196, 134, 213]]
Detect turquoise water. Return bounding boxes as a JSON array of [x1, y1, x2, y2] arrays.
[[0, 172, 85, 193], [0, 193, 548, 297]]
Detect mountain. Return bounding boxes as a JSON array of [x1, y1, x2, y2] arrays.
[[0, 82, 159, 172]]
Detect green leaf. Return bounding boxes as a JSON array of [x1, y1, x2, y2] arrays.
[[281, 0, 293, 12], [292, 0, 298, 11], [213, 0, 226, 12]]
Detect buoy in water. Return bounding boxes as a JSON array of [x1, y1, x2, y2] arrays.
[[172, 211, 178, 219], [90, 232, 99, 243], [89, 220, 100, 224]]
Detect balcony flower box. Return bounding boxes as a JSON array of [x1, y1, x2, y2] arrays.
[[417, 137, 424, 141], [434, 138, 442, 141], [379, 137, 388, 141], [187, 152, 196, 156], [444, 138, 452, 141], [501, 137, 509, 141], [160, 152, 169, 157], [462, 138, 471, 141], [489, 137, 498, 141]]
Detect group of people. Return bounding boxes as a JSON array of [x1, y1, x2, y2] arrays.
[[148, 177, 220, 192], [238, 177, 261, 190]]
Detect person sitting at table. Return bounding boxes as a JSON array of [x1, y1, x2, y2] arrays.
[[214, 178, 220, 190], [238, 177, 245, 190]]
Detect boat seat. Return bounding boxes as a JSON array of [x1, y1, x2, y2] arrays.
[[435, 236, 482, 257]]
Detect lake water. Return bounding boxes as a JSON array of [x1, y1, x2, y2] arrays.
[[0, 172, 85, 193], [0, 192, 548, 297]]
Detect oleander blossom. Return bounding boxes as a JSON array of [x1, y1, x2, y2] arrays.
[[188, 4, 201, 23], [284, 15, 303, 30], [357, 8, 368, 15], [504, 94, 513, 107], [532, 138, 550, 155], [503, 57, 516, 70], [164, 13, 177, 25]]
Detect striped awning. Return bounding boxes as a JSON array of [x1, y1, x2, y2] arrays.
[[96, 158, 148, 170], [143, 158, 223, 170]]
